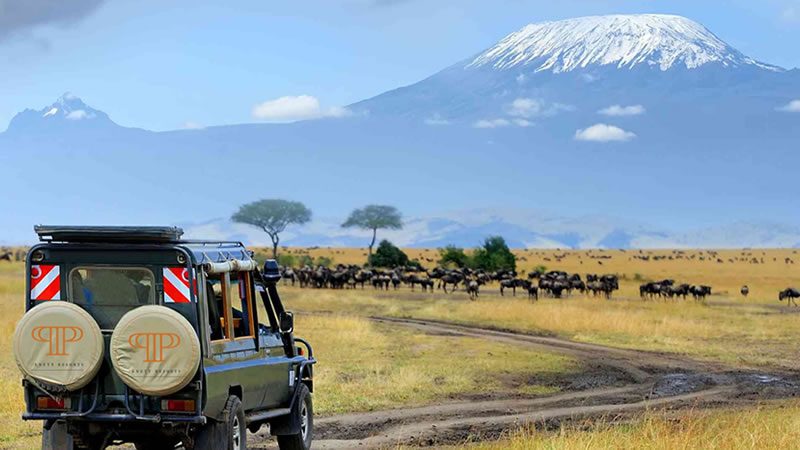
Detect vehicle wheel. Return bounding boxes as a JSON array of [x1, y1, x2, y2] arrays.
[[277, 384, 313, 450], [224, 396, 247, 450]]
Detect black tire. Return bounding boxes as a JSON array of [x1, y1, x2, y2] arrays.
[[277, 384, 313, 450], [224, 396, 247, 450], [191, 396, 245, 450]]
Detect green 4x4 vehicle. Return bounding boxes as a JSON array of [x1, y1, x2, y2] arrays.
[[13, 226, 316, 450]]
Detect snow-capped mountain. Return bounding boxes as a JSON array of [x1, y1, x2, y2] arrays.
[[350, 14, 797, 121], [4, 92, 120, 134], [468, 14, 781, 73]]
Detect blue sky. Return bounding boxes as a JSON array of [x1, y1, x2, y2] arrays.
[[1, 0, 799, 131]]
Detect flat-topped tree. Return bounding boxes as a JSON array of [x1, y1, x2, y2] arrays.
[[232, 199, 312, 259], [342, 205, 402, 256]]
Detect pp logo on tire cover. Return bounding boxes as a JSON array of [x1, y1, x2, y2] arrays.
[[110, 305, 200, 396], [13, 301, 104, 391]]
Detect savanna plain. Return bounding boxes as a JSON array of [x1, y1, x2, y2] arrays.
[[3, 248, 800, 449]]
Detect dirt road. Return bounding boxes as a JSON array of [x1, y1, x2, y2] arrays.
[[250, 316, 798, 449]]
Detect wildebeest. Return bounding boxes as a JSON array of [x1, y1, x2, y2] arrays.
[[0, 251, 11, 262], [779, 288, 800, 306], [439, 272, 464, 293], [466, 280, 480, 300], [527, 285, 539, 301], [499, 279, 527, 296], [741, 285, 749, 298], [690, 285, 712, 301]]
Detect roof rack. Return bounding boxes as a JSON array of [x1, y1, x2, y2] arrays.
[[35, 225, 184, 243]]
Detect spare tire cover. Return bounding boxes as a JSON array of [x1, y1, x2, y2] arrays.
[[110, 305, 200, 396], [13, 301, 104, 391]]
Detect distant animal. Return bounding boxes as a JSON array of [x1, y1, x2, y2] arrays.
[[690, 285, 712, 301], [527, 285, 539, 301], [779, 288, 800, 306], [466, 280, 480, 300], [500, 279, 526, 297], [740, 285, 749, 298], [0, 252, 11, 262]]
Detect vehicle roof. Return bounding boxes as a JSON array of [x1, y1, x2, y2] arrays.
[[34, 225, 252, 265]]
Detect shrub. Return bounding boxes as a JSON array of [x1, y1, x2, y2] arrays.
[[439, 245, 470, 268], [368, 240, 409, 268], [471, 236, 516, 272], [276, 254, 296, 268]]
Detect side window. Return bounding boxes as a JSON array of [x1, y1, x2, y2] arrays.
[[228, 272, 255, 339], [205, 273, 229, 341]]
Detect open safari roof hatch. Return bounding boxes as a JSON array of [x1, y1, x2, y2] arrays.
[[34, 225, 184, 243]]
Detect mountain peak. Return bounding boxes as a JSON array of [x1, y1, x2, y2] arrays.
[[468, 14, 783, 73], [4, 93, 117, 134]]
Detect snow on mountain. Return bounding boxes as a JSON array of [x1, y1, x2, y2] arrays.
[[4, 93, 119, 134], [468, 14, 782, 73]]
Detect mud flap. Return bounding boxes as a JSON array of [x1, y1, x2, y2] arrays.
[[41, 421, 75, 450], [270, 401, 301, 436]]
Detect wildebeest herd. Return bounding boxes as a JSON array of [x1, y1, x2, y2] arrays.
[[639, 279, 713, 301], [279, 264, 620, 301]]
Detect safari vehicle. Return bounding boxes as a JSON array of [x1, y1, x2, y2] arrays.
[[13, 226, 316, 450]]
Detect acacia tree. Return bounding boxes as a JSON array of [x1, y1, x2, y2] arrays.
[[232, 199, 311, 259], [341, 205, 402, 256]]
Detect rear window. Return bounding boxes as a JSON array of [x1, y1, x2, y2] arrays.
[[69, 267, 155, 329]]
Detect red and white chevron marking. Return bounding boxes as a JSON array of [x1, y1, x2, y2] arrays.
[[163, 267, 192, 303], [30, 265, 61, 301]]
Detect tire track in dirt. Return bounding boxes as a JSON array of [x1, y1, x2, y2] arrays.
[[249, 316, 794, 449]]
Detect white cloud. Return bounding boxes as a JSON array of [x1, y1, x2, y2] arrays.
[[473, 118, 511, 129], [507, 97, 574, 118], [777, 99, 800, 112], [512, 118, 533, 127], [326, 106, 353, 118], [508, 98, 544, 118], [251, 95, 350, 122], [65, 110, 93, 120], [425, 114, 450, 126], [182, 121, 205, 130], [598, 104, 646, 117], [575, 124, 636, 142], [516, 74, 527, 84]]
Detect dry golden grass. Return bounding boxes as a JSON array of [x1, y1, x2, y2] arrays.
[[291, 315, 573, 415], [459, 401, 800, 449], [0, 263, 38, 449]]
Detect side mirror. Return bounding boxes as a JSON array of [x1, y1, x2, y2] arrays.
[[263, 259, 282, 283], [279, 311, 294, 334]]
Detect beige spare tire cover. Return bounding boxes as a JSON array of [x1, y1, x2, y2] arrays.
[[13, 301, 104, 391], [110, 305, 200, 396]]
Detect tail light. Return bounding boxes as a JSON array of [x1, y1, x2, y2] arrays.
[[161, 399, 196, 413], [297, 346, 305, 356], [37, 396, 70, 410]]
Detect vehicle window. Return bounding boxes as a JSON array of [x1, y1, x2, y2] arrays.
[[206, 274, 229, 341], [229, 272, 255, 339], [69, 267, 154, 330]]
